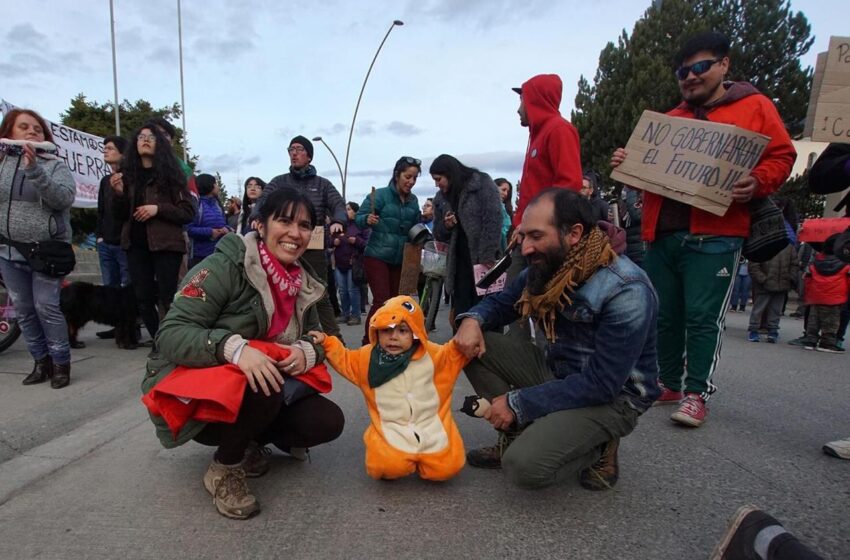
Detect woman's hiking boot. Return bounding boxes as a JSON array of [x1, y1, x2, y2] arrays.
[[579, 438, 620, 491], [23, 355, 53, 385], [203, 461, 259, 520], [242, 442, 271, 478], [466, 429, 521, 469]]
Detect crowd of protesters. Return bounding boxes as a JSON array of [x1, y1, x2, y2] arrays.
[[3, 28, 850, 557]]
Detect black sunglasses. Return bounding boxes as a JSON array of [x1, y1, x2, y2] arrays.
[[675, 58, 722, 81], [400, 156, 421, 167]]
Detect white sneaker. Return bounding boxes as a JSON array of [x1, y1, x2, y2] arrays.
[[823, 437, 850, 460]]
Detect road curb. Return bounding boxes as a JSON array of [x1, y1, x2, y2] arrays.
[[0, 399, 145, 506]]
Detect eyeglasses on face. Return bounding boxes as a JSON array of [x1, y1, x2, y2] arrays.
[[137, 134, 157, 142], [287, 146, 306, 154], [675, 58, 722, 81]]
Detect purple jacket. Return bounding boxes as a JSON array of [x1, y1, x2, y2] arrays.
[[187, 196, 229, 259], [332, 221, 369, 272]]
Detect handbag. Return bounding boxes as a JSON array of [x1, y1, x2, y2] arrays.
[[742, 198, 789, 263], [0, 235, 76, 277]]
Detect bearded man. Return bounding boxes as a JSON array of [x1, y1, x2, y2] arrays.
[[453, 188, 659, 490]]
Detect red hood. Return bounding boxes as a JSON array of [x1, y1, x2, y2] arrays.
[[521, 74, 563, 132]]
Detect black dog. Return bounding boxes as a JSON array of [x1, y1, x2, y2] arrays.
[[60, 282, 140, 350]]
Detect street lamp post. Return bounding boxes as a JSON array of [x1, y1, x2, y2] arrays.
[[312, 136, 345, 196], [342, 20, 403, 198]]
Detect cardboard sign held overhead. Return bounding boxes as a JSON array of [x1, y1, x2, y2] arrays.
[[610, 110, 771, 216], [809, 36, 850, 143]]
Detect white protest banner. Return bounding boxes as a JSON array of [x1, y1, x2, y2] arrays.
[[610, 110, 770, 216], [809, 36, 850, 143], [1, 99, 107, 208]]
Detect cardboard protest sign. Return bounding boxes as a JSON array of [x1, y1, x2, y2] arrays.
[[803, 52, 828, 139], [1, 99, 106, 208], [610, 110, 771, 216], [798, 217, 850, 243], [808, 36, 850, 143]]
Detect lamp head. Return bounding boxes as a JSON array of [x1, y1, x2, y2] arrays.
[[312, 136, 322, 142], [393, 20, 404, 26]]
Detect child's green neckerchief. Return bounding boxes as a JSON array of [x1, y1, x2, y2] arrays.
[[368, 341, 419, 388]]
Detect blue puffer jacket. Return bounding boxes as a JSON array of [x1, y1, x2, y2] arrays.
[[355, 182, 420, 266], [458, 255, 660, 425], [187, 196, 228, 260]]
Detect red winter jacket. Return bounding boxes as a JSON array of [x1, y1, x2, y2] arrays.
[[142, 340, 332, 440], [804, 254, 850, 306], [641, 84, 796, 242], [514, 74, 583, 228]]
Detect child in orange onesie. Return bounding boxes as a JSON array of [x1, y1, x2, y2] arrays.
[[308, 295, 469, 481]]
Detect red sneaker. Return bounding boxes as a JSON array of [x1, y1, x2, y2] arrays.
[[653, 383, 683, 407], [670, 394, 707, 427]]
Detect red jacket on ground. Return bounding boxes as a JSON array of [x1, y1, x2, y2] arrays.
[[804, 255, 850, 306], [514, 74, 583, 228], [641, 85, 797, 242], [142, 340, 332, 440]]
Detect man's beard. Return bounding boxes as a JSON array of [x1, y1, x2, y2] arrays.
[[526, 241, 570, 295]]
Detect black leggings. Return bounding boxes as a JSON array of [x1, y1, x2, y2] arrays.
[[194, 389, 345, 465], [126, 247, 183, 339]]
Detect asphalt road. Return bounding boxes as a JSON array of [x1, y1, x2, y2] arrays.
[[0, 308, 847, 559]]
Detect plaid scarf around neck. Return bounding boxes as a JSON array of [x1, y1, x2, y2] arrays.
[[515, 226, 616, 343]]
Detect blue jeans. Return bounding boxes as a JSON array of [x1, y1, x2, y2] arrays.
[[97, 241, 129, 287], [730, 274, 751, 309], [334, 268, 360, 318], [0, 257, 70, 364]]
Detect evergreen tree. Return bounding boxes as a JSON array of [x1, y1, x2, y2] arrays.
[[572, 0, 813, 196], [61, 94, 190, 162]]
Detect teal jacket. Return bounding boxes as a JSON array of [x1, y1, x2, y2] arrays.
[[142, 232, 326, 448], [355, 182, 421, 266]]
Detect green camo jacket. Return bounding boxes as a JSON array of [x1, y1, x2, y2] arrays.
[[141, 231, 326, 448]]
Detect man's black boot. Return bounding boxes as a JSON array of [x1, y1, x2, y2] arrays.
[[51, 362, 71, 389], [579, 438, 620, 490], [22, 355, 53, 385], [466, 430, 520, 469]]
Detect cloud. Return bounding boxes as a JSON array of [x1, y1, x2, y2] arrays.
[[453, 150, 524, 173], [316, 123, 347, 136], [7, 23, 48, 44], [356, 120, 376, 136], [148, 46, 177, 64], [197, 153, 262, 173], [385, 121, 423, 136], [1, 24, 89, 77], [404, 0, 554, 30]]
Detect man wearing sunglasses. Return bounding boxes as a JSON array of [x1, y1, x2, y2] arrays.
[[254, 135, 348, 338], [610, 32, 796, 428]]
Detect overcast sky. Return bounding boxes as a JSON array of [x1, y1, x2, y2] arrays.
[[1, 0, 844, 206]]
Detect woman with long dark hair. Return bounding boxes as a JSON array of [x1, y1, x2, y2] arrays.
[[239, 177, 265, 234], [110, 124, 194, 351], [0, 108, 75, 388], [355, 156, 421, 343], [430, 154, 503, 317]]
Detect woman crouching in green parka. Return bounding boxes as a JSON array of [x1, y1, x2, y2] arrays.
[[142, 187, 344, 519]]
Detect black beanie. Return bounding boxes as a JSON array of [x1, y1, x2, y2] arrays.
[[290, 135, 314, 159]]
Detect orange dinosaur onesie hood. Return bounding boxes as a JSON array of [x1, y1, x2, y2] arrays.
[[367, 295, 428, 360]]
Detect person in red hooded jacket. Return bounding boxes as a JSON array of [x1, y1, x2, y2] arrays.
[[505, 74, 583, 340]]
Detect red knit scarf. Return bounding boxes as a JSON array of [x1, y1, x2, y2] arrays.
[[257, 241, 302, 339]]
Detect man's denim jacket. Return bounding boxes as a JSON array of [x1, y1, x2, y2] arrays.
[[459, 255, 660, 426]]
